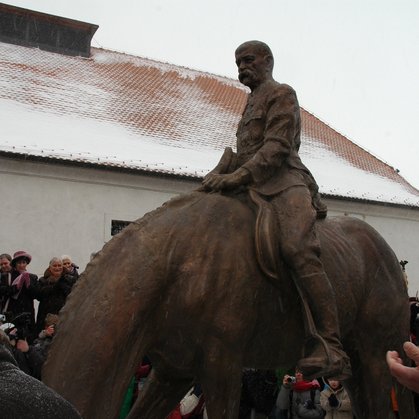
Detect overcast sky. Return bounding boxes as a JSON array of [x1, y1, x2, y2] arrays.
[[6, 0, 419, 188]]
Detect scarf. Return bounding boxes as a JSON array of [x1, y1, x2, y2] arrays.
[[11, 272, 31, 300], [12, 272, 31, 290], [292, 379, 320, 392]]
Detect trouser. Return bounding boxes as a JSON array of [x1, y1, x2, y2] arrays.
[[271, 187, 342, 356]]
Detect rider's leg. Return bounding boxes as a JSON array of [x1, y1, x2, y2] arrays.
[[272, 187, 351, 380]]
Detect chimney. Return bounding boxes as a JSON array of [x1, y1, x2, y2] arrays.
[[0, 3, 98, 57]]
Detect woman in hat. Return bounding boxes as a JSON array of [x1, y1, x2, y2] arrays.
[[1, 251, 38, 342]]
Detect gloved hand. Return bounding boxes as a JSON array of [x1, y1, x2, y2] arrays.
[[328, 393, 339, 408], [303, 399, 315, 409]]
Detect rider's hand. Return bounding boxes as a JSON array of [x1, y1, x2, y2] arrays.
[[201, 168, 251, 192]]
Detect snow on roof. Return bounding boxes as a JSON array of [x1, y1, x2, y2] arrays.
[[1, 41, 419, 207]]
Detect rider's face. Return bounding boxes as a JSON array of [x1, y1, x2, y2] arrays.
[[235, 46, 270, 91]]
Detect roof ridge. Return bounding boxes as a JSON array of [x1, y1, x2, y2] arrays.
[[90, 46, 246, 87]]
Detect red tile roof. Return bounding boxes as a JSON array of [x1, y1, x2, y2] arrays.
[[1, 42, 419, 207]]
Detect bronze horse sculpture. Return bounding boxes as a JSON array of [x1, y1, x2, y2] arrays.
[[43, 191, 413, 419]]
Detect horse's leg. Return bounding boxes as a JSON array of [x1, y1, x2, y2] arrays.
[[344, 345, 390, 419], [344, 326, 410, 418], [127, 369, 193, 419], [200, 344, 243, 419]]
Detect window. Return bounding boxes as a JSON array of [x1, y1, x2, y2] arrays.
[[111, 219, 131, 236]]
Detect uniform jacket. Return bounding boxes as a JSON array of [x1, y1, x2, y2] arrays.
[[219, 79, 318, 197]]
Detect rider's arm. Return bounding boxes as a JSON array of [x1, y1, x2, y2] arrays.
[[241, 85, 299, 184]]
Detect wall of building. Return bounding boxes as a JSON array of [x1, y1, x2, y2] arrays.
[[1, 156, 419, 294], [0, 157, 193, 278]]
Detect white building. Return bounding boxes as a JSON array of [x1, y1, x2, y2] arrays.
[[1, 4, 419, 292]]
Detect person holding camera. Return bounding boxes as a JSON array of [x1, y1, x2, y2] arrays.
[[275, 369, 324, 419], [1, 322, 33, 375], [3, 313, 58, 380], [320, 379, 352, 419]]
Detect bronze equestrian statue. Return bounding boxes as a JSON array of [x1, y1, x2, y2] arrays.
[[202, 40, 349, 381], [43, 42, 414, 419]]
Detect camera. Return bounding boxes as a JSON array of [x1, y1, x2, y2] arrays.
[[6, 312, 32, 340], [286, 376, 296, 383]]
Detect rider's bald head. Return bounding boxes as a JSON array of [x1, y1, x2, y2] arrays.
[[235, 40, 274, 71]]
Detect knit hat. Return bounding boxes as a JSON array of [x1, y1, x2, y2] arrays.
[[11, 250, 32, 267]]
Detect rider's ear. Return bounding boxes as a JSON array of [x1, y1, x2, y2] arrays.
[[264, 55, 273, 71]]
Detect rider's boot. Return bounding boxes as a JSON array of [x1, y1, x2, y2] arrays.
[[295, 271, 352, 381]]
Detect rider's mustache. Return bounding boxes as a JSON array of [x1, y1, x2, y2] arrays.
[[238, 69, 254, 82]]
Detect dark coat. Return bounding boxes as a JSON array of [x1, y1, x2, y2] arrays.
[[239, 369, 278, 417], [26, 335, 54, 380], [0, 343, 81, 419], [35, 272, 77, 333], [0, 270, 38, 338]]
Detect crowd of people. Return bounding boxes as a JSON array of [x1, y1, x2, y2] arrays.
[[117, 365, 352, 419], [0, 250, 79, 379]]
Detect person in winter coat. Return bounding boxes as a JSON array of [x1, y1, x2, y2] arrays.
[[35, 257, 77, 335], [320, 379, 352, 419], [61, 255, 79, 279], [25, 313, 59, 380], [276, 369, 324, 419], [0, 253, 12, 274], [0, 330, 81, 419], [239, 368, 279, 418], [0, 250, 38, 341]]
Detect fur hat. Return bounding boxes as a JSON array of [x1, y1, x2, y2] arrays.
[[11, 250, 32, 267]]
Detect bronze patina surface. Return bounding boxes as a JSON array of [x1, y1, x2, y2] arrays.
[[44, 42, 413, 419], [44, 192, 412, 419]]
